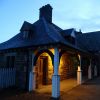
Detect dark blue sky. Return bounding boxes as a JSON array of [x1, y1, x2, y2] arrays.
[[0, 0, 100, 43]]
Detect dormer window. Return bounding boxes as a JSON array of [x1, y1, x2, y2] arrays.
[[71, 30, 75, 38], [61, 28, 76, 45], [23, 30, 29, 38]]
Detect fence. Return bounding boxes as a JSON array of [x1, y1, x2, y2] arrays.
[[0, 68, 16, 89]]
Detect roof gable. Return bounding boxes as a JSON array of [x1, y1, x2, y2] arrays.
[[61, 28, 75, 37], [71, 30, 76, 38], [20, 21, 32, 31]]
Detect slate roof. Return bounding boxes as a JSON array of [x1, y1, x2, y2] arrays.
[[0, 17, 81, 51], [61, 28, 75, 37], [20, 21, 32, 31], [76, 31, 100, 52]]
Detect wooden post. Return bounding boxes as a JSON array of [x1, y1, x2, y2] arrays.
[[94, 65, 97, 77], [88, 59, 92, 79], [28, 53, 36, 91]]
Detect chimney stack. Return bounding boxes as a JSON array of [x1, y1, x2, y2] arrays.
[[39, 4, 53, 23]]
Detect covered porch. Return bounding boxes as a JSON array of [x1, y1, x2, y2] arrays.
[[28, 46, 94, 99]]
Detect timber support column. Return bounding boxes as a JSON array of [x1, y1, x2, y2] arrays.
[[94, 65, 97, 77], [88, 59, 92, 79], [29, 71, 36, 91], [52, 48, 60, 99], [77, 54, 82, 85]]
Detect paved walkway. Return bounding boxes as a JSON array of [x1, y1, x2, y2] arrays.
[[0, 77, 100, 100], [61, 77, 100, 100], [36, 77, 88, 95], [36, 78, 77, 95]]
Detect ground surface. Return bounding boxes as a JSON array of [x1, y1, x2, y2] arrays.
[[61, 77, 100, 100], [0, 77, 100, 100]]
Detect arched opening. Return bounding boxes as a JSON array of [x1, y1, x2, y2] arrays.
[[59, 52, 78, 80], [33, 49, 54, 89], [59, 51, 78, 91], [81, 57, 90, 80], [34, 49, 54, 66]]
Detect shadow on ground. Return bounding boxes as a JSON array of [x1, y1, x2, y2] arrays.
[[0, 87, 50, 100], [0, 88, 26, 100], [83, 77, 100, 85]]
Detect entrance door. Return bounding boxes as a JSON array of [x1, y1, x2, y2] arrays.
[[40, 56, 48, 85], [42, 57, 48, 85]]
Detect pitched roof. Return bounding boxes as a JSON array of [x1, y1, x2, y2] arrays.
[[61, 28, 75, 37], [76, 31, 100, 52], [33, 17, 65, 43], [0, 18, 80, 51], [20, 21, 32, 31]]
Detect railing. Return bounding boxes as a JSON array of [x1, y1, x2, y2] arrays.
[[0, 68, 16, 89]]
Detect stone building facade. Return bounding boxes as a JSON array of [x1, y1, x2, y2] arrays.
[[0, 4, 99, 99]]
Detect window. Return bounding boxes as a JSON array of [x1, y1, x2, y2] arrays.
[[6, 56, 15, 68]]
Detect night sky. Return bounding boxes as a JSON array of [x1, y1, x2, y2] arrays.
[[0, 0, 100, 43]]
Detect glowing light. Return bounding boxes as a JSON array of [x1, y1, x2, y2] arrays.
[[78, 54, 80, 60], [49, 49, 54, 54], [77, 66, 81, 71]]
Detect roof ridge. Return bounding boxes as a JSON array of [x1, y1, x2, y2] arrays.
[[83, 31, 100, 34], [42, 17, 50, 33], [42, 17, 60, 42]]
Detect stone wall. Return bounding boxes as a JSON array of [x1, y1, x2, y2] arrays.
[[15, 52, 28, 89], [35, 52, 77, 87], [0, 52, 28, 89], [0, 54, 6, 68], [59, 53, 76, 80]]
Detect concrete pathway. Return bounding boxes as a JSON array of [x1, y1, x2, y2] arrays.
[[36, 78, 77, 96], [61, 77, 100, 100]]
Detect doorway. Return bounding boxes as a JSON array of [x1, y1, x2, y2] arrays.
[[40, 56, 48, 85], [36, 56, 48, 88]]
